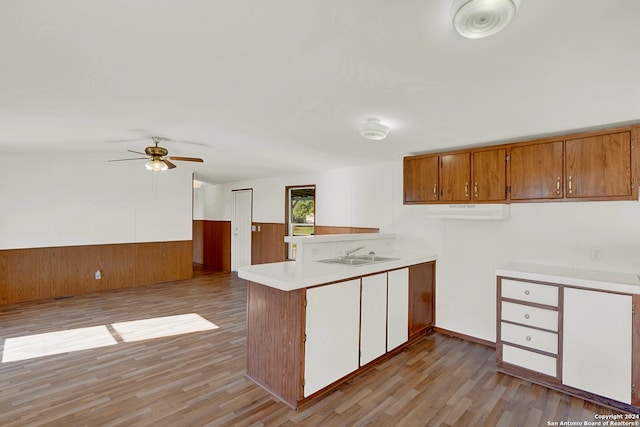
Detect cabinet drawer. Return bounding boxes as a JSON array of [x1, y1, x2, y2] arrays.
[[501, 301, 558, 332], [501, 279, 558, 306], [501, 322, 558, 354], [502, 344, 557, 377]]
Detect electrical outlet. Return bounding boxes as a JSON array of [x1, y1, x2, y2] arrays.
[[95, 270, 102, 280]]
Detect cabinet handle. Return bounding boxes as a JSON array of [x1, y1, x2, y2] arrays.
[[568, 175, 573, 194], [464, 182, 469, 198], [525, 336, 532, 341], [474, 182, 478, 198], [524, 314, 530, 319], [524, 290, 530, 295], [556, 177, 561, 195], [433, 184, 437, 198]]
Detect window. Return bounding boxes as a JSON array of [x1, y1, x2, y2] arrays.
[[286, 185, 315, 259]]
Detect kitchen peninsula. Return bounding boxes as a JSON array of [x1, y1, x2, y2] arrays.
[[238, 233, 437, 409]]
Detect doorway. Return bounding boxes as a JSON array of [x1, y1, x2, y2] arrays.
[[232, 189, 252, 271]]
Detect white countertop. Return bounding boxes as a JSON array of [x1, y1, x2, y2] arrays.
[[496, 262, 640, 295], [238, 252, 437, 291]]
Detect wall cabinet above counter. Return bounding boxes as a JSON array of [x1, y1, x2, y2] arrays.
[[404, 124, 640, 204]]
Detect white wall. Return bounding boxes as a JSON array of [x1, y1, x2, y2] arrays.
[[0, 153, 194, 249], [197, 160, 640, 343]]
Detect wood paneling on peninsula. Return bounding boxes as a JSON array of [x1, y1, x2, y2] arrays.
[[246, 281, 305, 406], [408, 262, 436, 339], [0, 241, 192, 304]]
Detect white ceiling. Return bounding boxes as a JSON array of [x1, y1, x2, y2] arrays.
[[1, 1, 639, 184]]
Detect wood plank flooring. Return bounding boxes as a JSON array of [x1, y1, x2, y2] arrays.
[[0, 266, 623, 426]]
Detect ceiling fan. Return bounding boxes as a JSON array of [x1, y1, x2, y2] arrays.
[[109, 136, 204, 171]]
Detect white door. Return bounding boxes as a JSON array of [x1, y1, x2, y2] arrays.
[[360, 273, 387, 366], [563, 288, 632, 403], [387, 268, 409, 351], [231, 189, 252, 271], [304, 279, 360, 397]]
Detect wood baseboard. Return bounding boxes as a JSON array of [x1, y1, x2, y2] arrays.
[[433, 327, 496, 348]]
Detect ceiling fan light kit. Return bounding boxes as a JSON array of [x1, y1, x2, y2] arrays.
[[108, 136, 204, 171], [451, 0, 519, 39], [145, 159, 169, 172], [359, 118, 390, 141]]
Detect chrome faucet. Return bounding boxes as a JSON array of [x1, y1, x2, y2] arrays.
[[344, 246, 365, 258]]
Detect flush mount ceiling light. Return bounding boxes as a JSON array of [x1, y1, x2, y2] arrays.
[[359, 118, 390, 141], [451, 0, 519, 39]]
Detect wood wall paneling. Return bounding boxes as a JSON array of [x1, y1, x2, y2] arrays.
[[251, 222, 287, 265], [314, 226, 380, 235], [192, 220, 204, 264], [202, 220, 231, 271], [0, 241, 193, 305], [135, 241, 193, 286], [246, 281, 305, 407]]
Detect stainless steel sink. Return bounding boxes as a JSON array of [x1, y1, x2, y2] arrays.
[[317, 255, 399, 266], [353, 255, 399, 262]]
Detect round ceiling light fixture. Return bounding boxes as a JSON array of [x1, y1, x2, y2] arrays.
[[359, 118, 390, 141], [451, 0, 519, 39]]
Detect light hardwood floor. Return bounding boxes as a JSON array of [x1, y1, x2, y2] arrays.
[[0, 266, 622, 426]]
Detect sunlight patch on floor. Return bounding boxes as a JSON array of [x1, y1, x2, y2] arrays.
[[2, 326, 118, 363], [111, 313, 219, 342], [1, 313, 219, 363]]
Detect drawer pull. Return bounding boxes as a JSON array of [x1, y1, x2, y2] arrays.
[[524, 314, 530, 319], [524, 290, 530, 295], [526, 336, 532, 341]]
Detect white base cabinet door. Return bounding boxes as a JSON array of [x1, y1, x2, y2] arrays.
[[360, 273, 388, 365], [387, 268, 409, 351], [304, 279, 360, 397], [562, 288, 632, 404]]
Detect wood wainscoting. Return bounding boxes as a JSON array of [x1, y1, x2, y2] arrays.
[[315, 226, 380, 235], [251, 223, 288, 265], [250, 224, 381, 266], [0, 240, 193, 305], [193, 221, 381, 268], [203, 220, 232, 272]]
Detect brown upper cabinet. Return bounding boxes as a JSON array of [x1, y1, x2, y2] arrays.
[[404, 155, 439, 203], [510, 140, 564, 201], [403, 124, 638, 204], [565, 131, 631, 199], [472, 148, 508, 202], [441, 153, 470, 202]]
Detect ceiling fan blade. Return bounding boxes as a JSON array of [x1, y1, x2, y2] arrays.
[[167, 156, 204, 163], [108, 157, 148, 162], [163, 159, 177, 169], [127, 149, 148, 156]]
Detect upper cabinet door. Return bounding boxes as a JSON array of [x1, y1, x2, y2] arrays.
[[441, 153, 470, 202], [511, 141, 563, 200], [472, 148, 507, 201], [565, 132, 631, 199], [403, 155, 439, 203]]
